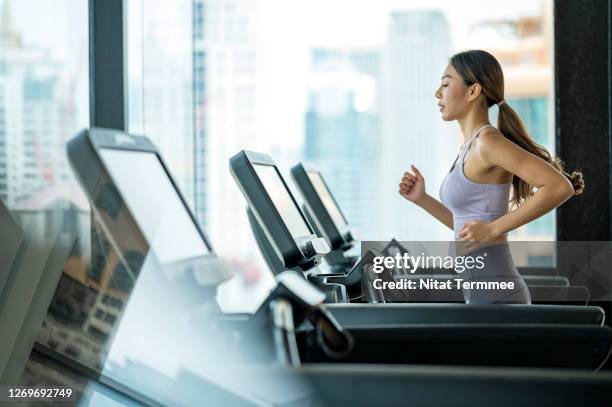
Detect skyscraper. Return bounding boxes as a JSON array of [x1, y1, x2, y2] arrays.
[[193, 0, 207, 229], [137, 0, 194, 203], [0, 0, 74, 207], [202, 0, 261, 260], [379, 10, 454, 241], [304, 48, 381, 239]]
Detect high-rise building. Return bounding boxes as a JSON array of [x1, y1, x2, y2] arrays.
[[304, 48, 381, 239], [202, 0, 261, 260], [379, 10, 454, 241], [0, 0, 74, 207], [136, 0, 194, 203], [193, 0, 208, 229]]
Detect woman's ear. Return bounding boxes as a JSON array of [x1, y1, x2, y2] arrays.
[[468, 83, 482, 101]]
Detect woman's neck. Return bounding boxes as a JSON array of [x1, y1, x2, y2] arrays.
[[458, 107, 491, 143]]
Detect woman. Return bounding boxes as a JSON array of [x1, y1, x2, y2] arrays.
[[398, 50, 584, 304]]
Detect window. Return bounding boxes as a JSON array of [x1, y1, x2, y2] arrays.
[[1, 0, 95, 398], [128, 0, 194, 203], [201, 0, 556, 308]]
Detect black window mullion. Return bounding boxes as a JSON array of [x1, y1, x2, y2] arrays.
[[89, 0, 128, 130]]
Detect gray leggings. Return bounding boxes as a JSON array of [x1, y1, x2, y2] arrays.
[[458, 243, 531, 305]]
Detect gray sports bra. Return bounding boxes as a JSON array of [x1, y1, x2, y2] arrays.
[[439, 124, 511, 240]]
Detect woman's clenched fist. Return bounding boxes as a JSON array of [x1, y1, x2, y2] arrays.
[[399, 165, 426, 203]]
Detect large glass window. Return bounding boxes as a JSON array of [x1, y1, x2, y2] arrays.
[[0, 0, 93, 397], [0, 0, 91, 317], [3, 0, 557, 405], [128, 0, 194, 203], [196, 0, 556, 309], [0, 0, 89, 210]]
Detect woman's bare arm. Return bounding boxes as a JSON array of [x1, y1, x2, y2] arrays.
[[415, 194, 454, 230], [475, 131, 574, 237], [399, 165, 454, 230]]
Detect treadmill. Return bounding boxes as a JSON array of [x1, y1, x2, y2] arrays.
[[56, 129, 612, 404], [63, 129, 612, 380], [229, 150, 605, 329], [290, 162, 577, 293]]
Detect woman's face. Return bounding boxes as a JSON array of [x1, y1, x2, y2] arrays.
[[434, 64, 472, 121]]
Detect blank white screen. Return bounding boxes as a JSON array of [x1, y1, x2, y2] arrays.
[[100, 149, 209, 263], [253, 164, 311, 238], [307, 171, 347, 229]]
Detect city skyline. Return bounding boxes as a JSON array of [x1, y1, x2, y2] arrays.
[[304, 47, 381, 240], [0, 0, 83, 208]]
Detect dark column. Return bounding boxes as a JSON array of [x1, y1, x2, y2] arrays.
[[89, 0, 127, 130], [555, 0, 611, 337], [554, 0, 610, 241]]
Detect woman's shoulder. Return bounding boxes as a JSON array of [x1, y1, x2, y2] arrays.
[[477, 126, 508, 147], [474, 126, 514, 160], [479, 125, 504, 140]]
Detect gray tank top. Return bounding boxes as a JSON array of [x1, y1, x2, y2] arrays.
[[439, 125, 511, 240]]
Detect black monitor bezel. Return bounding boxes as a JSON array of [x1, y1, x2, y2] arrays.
[[229, 150, 317, 269], [291, 162, 352, 251]]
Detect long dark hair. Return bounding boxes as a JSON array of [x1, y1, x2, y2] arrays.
[[450, 50, 584, 207]]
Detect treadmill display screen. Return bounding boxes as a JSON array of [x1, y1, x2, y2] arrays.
[[99, 148, 209, 263], [253, 164, 312, 238], [307, 171, 347, 228]]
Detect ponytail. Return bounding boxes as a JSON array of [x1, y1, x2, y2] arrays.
[[497, 102, 584, 207]]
